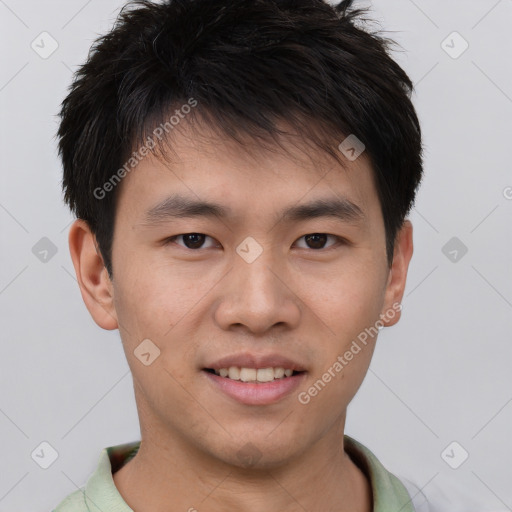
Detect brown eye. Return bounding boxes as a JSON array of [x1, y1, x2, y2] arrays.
[[181, 233, 206, 249], [304, 234, 328, 249], [295, 233, 340, 250], [166, 233, 217, 249]]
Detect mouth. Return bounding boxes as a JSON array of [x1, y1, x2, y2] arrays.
[[203, 367, 305, 383], [202, 366, 307, 405]]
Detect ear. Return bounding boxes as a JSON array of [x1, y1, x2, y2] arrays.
[[68, 219, 118, 330], [380, 220, 414, 327]]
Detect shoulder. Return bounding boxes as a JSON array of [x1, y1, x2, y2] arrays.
[[52, 489, 87, 512], [51, 441, 140, 512]]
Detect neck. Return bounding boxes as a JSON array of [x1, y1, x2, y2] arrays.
[[113, 418, 372, 512]]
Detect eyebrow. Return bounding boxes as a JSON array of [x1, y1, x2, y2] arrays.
[[142, 193, 365, 227]]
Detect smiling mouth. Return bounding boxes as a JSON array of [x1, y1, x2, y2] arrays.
[[203, 367, 305, 383]]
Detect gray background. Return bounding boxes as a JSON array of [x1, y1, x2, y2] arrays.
[[1, 0, 511, 510]]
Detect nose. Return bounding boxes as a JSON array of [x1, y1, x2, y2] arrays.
[[213, 249, 301, 335]]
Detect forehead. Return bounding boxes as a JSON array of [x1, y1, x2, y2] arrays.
[[115, 125, 379, 226]]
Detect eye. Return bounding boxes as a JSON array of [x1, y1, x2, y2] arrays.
[[165, 233, 219, 250], [294, 233, 344, 250], [164, 233, 344, 251]]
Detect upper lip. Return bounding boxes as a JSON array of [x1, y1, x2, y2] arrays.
[[204, 353, 307, 372]]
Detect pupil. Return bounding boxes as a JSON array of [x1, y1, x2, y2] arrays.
[[184, 233, 205, 249], [305, 233, 327, 249]]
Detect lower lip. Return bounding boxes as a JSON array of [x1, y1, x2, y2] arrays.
[[203, 370, 307, 405]]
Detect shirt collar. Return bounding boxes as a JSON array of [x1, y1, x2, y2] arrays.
[[344, 435, 415, 512]]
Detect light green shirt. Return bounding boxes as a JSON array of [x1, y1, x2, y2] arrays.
[[53, 435, 415, 511]]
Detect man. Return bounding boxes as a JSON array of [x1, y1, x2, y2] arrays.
[[54, 0, 424, 510]]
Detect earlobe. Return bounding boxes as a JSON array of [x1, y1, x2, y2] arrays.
[[68, 219, 119, 330], [380, 220, 414, 328]]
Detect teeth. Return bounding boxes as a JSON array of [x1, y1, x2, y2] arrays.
[[274, 367, 285, 379], [256, 368, 275, 382], [240, 368, 257, 382], [228, 366, 240, 380], [213, 366, 298, 382]]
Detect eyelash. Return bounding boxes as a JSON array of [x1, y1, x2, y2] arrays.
[[163, 233, 347, 251]]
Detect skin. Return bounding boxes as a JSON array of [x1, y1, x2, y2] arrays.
[[69, 123, 413, 512]]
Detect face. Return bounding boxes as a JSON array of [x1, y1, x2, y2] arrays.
[[71, 125, 412, 470]]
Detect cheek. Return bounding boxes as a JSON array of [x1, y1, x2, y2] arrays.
[[112, 265, 211, 376], [305, 263, 385, 337], [112, 259, 193, 333], [296, 345, 375, 439], [298, 262, 385, 400]]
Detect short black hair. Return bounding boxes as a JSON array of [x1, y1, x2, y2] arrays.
[[57, 0, 423, 277]]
